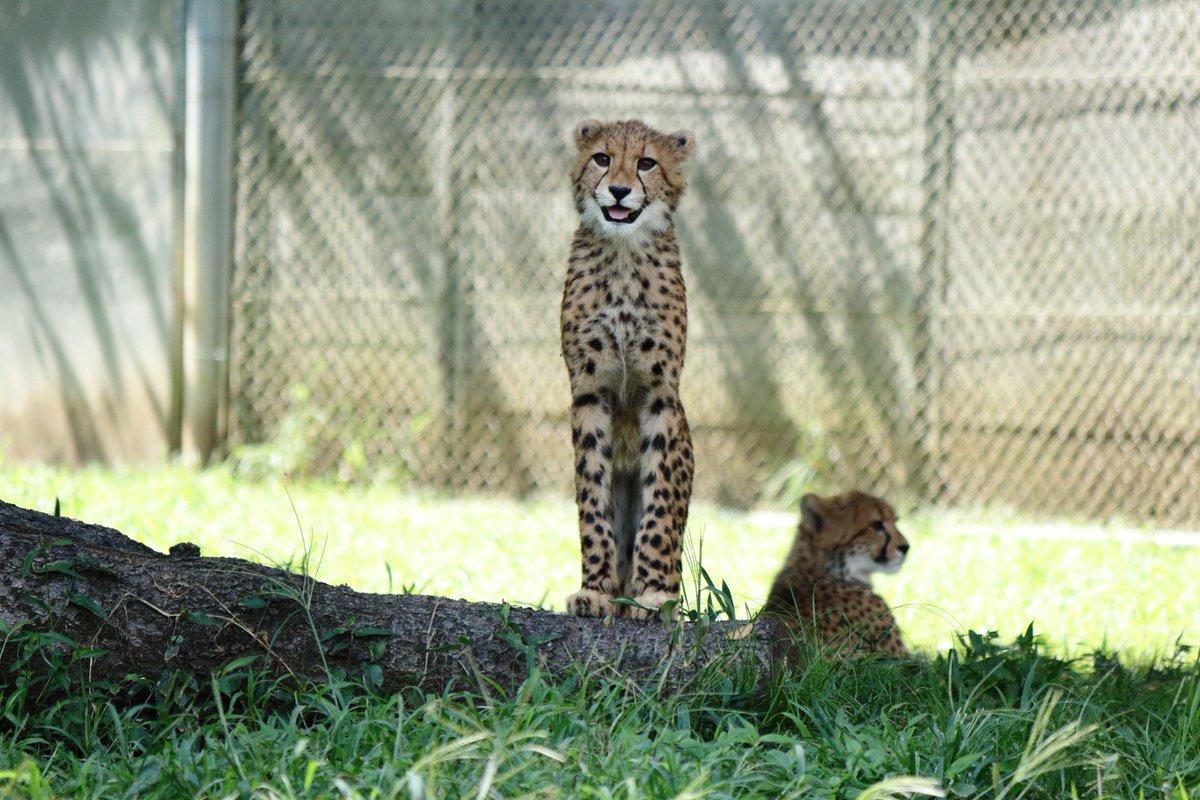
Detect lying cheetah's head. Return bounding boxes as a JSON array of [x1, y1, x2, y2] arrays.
[[799, 491, 909, 585], [571, 118, 694, 242]]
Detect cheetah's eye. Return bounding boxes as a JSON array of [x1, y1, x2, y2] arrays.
[[592, 153, 610, 167], [637, 157, 657, 171]]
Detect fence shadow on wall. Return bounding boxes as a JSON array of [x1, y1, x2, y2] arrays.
[[0, 0, 174, 462]]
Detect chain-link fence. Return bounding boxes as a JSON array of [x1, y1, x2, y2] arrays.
[[229, 0, 1200, 525]]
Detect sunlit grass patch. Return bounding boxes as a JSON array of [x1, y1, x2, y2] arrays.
[[1, 460, 1197, 658]]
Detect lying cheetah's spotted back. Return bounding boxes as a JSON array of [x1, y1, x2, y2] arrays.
[[561, 119, 696, 620], [765, 491, 909, 657]]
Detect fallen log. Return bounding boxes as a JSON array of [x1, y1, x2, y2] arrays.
[[0, 499, 777, 695]]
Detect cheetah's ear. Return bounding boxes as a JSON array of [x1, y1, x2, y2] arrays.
[[800, 493, 824, 534], [666, 129, 695, 160], [574, 118, 603, 149]]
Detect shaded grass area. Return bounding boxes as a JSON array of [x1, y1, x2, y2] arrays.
[[0, 615, 1197, 798], [2, 461, 1197, 657]]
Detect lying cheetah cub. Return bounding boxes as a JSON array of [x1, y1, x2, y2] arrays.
[[561, 119, 695, 620], [765, 491, 909, 657]]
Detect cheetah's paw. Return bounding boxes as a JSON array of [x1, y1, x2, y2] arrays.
[[566, 588, 617, 618]]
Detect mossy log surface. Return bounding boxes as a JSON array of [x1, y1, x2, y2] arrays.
[[0, 500, 777, 694]]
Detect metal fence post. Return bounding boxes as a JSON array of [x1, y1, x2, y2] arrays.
[[180, 0, 237, 463], [913, 0, 956, 502], [435, 81, 466, 489]]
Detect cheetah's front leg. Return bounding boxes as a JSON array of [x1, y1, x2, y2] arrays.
[[565, 390, 621, 618], [623, 393, 693, 620]]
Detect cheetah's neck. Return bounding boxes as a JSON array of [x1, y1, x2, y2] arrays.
[[776, 541, 875, 596], [575, 224, 679, 269]]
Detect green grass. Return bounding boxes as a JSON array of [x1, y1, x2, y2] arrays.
[[0, 614, 1197, 798], [3, 460, 1196, 657], [1, 460, 1199, 798]]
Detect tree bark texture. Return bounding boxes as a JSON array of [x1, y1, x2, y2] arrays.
[[0, 500, 778, 695]]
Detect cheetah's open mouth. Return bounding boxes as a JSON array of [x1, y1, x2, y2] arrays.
[[603, 205, 642, 224]]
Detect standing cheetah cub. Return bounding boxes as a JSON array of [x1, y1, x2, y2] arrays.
[[765, 491, 909, 657], [561, 119, 695, 620]]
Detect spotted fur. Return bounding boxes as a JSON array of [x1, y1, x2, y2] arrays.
[[765, 491, 909, 657], [561, 119, 695, 620]]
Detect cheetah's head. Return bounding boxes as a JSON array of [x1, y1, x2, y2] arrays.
[[799, 491, 909, 585], [571, 118, 694, 243]]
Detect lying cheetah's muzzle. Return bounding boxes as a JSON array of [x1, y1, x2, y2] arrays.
[[603, 205, 642, 224]]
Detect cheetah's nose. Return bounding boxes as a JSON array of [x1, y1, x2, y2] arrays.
[[898, 544, 910, 555], [609, 185, 631, 202]]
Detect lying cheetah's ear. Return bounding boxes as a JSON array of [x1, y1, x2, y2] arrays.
[[666, 129, 695, 160], [574, 119, 603, 149], [800, 493, 824, 533]]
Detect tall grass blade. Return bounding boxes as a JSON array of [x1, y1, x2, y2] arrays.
[[855, 775, 946, 800]]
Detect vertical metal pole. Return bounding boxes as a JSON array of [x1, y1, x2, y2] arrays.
[[180, 0, 237, 463], [913, 1, 956, 501], [168, 0, 188, 457], [439, 6, 472, 491], [432, 84, 462, 489]]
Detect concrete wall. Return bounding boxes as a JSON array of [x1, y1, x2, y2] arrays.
[[0, 1, 180, 464]]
